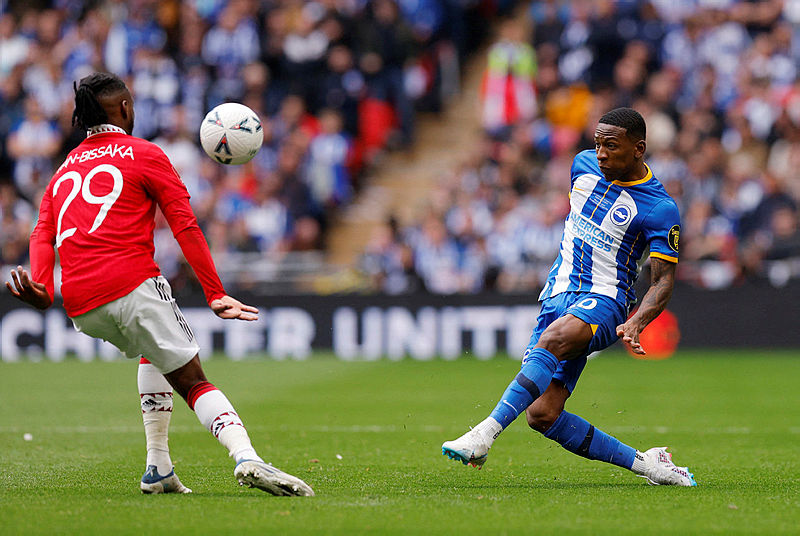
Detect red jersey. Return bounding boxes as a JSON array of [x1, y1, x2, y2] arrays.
[[30, 125, 225, 317]]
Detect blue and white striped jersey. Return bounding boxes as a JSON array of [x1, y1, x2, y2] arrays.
[[539, 149, 681, 307]]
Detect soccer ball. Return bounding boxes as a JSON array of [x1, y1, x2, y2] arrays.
[[199, 103, 264, 165]]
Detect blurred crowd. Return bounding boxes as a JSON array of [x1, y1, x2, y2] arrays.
[[362, 0, 800, 294], [0, 0, 501, 287], [4, 0, 800, 298]]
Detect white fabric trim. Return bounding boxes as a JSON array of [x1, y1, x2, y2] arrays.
[[87, 124, 127, 137]]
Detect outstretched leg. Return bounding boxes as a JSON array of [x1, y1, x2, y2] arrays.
[[442, 314, 589, 467], [137, 357, 191, 494], [527, 381, 636, 469], [165, 356, 314, 496], [440, 347, 560, 467], [527, 381, 696, 486]]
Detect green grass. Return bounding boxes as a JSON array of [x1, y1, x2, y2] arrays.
[[1, 350, 799, 535]]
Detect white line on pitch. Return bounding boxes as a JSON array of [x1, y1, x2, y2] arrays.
[[0, 425, 794, 435]]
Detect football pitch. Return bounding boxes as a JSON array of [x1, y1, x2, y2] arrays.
[[1, 350, 798, 535]]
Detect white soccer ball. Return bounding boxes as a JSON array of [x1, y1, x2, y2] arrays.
[[199, 102, 264, 165]]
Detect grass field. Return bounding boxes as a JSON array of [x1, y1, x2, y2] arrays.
[[1, 349, 799, 535]]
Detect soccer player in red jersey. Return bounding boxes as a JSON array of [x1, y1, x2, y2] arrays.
[[6, 72, 313, 497]]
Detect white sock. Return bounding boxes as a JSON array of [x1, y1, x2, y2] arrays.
[[138, 361, 174, 475], [218, 426, 262, 464], [631, 450, 648, 474], [192, 387, 262, 464], [474, 417, 503, 448]]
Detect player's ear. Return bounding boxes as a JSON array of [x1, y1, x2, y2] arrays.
[[634, 138, 646, 159], [120, 99, 130, 120], [120, 98, 135, 134]]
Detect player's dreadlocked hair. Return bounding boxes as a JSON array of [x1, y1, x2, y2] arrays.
[[598, 107, 646, 141], [72, 72, 128, 131]]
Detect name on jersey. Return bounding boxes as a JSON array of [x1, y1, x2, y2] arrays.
[[57, 144, 135, 173], [568, 212, 614, 252]]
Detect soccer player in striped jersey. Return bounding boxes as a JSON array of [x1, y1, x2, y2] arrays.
[[6, 72, 313, 496], [442, 108, 696, 486]]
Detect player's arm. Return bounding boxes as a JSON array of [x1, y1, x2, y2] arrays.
[[145, 150, 258, 321], [616, 257, 676, 355], [6, 265, 52, 309], [163, 199, 258, 321], [617, 198, 680, 355], [6, 191, 56, 310]]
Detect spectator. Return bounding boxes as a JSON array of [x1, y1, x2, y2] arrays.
[[361, 222, 423, 294], [320, 45, 364, 137], [282, 4, 329, 105], [305, 108, 352, 208], [202, 3, 259, 104], [356, 0, 417, 147], [130, 45, 181, 139], [413, 215, 463, 294], [242, 171, 291, 254], [0, 182, 33, 266], [0, 14, 30, 78], [104, 3, 166, 76], [481, 19, 537, 137], [6, 97, 61, 200]]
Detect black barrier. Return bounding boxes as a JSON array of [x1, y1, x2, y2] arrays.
[[1, 282, 798, 362]]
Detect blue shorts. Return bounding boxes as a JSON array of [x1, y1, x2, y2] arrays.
[[522, 292, 628, 393]]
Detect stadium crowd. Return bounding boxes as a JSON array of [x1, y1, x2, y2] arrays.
[[362, 0, 800, 294], [0, 0, 500, 290], [2, 0, 800, 296]]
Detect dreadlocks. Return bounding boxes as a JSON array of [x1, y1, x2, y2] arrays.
[[71, 72, 128, 131]]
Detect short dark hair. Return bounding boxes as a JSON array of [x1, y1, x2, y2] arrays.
[[72, 72, 128, 131], [598, 107, 646, 141]]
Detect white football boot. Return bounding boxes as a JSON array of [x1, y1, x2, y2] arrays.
[[442, 428, 492, 468], [140, 465, 192, 494], [234, 460, 315, 496], [638, 447, 697, 486]]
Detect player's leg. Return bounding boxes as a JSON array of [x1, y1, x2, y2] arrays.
[[442, 296, 591, 467], [525, 299, 642, 471], [164, 356, 314, 496], [525, 300, 696, 486], [441, 345, 564, 467], [526, 380, 695, 485], [70, 293, 193, 494], [163, 356, 261, 464], [488, 313, 591, 428], [117, 276, 313, 496], [137, 357, 191, 493], [527, 377, 637, 470]]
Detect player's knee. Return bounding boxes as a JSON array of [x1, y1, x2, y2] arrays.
[[536, 329, 571, 358], [537, 323, 588, 360], [525, 405, 559, 433], [164, 355, 206, 399]]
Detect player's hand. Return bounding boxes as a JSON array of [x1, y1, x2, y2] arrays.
[[210, 295, 259, 321], [616, 321, 646, 355], [6, 266, 52, 310]]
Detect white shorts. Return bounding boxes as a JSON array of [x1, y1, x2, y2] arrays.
[[71, 276, 200, 374]]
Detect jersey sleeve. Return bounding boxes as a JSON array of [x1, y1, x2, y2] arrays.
[[141, 146, 192, 218], [643, 199, 681, 263], [143, 146, 226, 304], [29, 186, 57, 300]]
